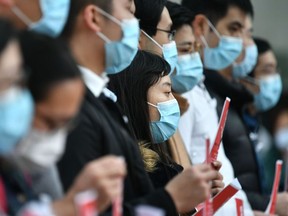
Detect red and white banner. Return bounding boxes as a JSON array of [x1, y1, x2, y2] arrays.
[[235, 198, 244, 216], [265, 160, 283, 215], [209, 97, 231, 163], [113, 183, 123, 216], [194, 178, 241, 216], [203, 138, 213, 216], [75, 190, 98, 216]]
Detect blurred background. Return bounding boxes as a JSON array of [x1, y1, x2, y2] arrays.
[[169, 0, 288, 89]]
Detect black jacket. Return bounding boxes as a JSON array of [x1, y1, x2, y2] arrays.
[[204, 70, 270, 211], [57, 88, 178, 216]]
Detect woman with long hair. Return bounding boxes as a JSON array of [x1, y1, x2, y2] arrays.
[[109, 50, 183, 188]]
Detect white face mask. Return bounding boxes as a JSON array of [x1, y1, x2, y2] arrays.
[[275, 127, 288, 150], [141, 30, 178, 75], [201, 19, 243, 70], [14, 128, 68, 174]]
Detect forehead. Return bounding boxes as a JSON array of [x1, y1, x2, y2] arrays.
[[175, 25, 194, 41], [244, 16, 253, 30], [157, 7, 172, 29], [258, 50, 277, 66], [217, 6, 246, 26], [154, 74, 171, 87]]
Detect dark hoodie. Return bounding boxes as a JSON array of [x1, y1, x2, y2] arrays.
[[204, 69, 270, 211]]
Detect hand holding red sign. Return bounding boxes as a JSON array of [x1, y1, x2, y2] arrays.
[[194, 178, 242, 216]]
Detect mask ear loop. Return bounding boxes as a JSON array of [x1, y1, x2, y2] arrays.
[[200, 35, 209, 48], [206, 19, 221, 38], [95, 7, 122, 26], [147, 102, 158, 108], [95, 7, 122, 43], [200, 19, 222, 49], [141, 30, 163, 50], [11, 6, 32, 26]]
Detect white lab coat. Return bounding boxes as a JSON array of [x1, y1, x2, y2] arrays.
[[178, 82, 253, 216]]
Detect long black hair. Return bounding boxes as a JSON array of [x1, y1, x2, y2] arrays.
[[0, 19, 16, 55], [110, 50, 170, 143], [109, 51, 173, 168]]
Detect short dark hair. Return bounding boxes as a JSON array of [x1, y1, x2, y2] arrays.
[[61, 0, 112, 39], [249, 37, 273, 77], [254, 37, 273, 55], [0, 19, 16, 54], [166, 1, 195, 31], [19, 31, 82, 102], [109, 50, 170, 143], [134, 0, 167, 36], [182, 0, 254, 26]]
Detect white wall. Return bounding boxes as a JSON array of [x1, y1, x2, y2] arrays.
[[251, 0, 288, 86]]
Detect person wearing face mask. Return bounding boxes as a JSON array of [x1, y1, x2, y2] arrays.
[[57, 0, 221, 215], [167, 2, 204, 95], [239, 38, 288, 216], [134, 0, 192, 169], [15, 31, 85, 197], [0, 26, 127, 215], [109, 51, 182, 187], [0, 21, 34, 155], [0, 19, 34, 215], [232, 16, 258, 79], [109, 50, 224, 215], [135, 0, 178, 75], [182, 0, 278, 214], [0, 0, 70, 37], [262, 92, 288, 194], [167, 2, 253, 216]]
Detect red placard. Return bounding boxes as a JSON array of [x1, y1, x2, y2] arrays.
[[113, 183, 123, 216], [203, 138, 213, 216], [0, 177, 7, 214], [265, 160, 283, 215], [235, 198, 244, 216], [194, 178, 241, 216], [75, 190, 98, 216], [209, 98, 231, 163]]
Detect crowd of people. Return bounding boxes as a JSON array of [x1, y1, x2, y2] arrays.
[[0, 0, 287, 215]]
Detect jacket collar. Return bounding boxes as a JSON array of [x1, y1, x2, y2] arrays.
[[204, 69, 254, 110]]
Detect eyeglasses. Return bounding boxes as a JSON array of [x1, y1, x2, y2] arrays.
[[142, 26, 176, 41], [156, 28, 176, 41]]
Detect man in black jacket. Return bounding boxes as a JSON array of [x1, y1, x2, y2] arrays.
[[182, 0, 279, 214], [57, 0, 220, 215]]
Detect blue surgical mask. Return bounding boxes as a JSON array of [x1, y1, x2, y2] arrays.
[[201, 20, 243, 70], [275, 127, 288, 150], [148, 99, 180, 143], [233, 44, 258, 78], [0, 87, 34, 155], [142, 30, 178, 74], [96, 8, 140, 74], [172, 52, 204, 93], [254, 74, 282, 112], [11, 0, 70, 37]]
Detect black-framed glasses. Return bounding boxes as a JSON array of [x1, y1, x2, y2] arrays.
[[156, 28, 176, 41], [142, 26, 176, 41]]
